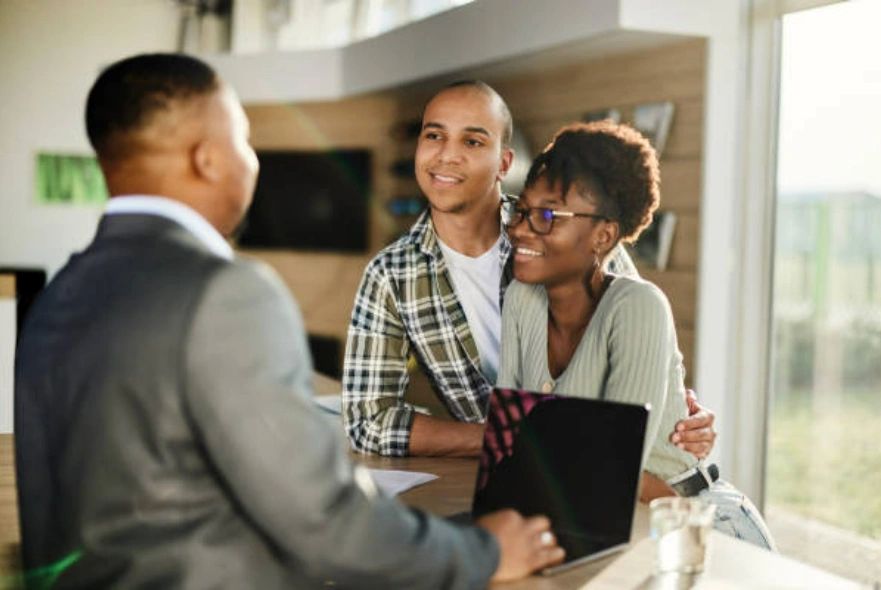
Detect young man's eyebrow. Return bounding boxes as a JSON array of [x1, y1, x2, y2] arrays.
[[421, 122, 492, 138], [464, 126, 491, 137]]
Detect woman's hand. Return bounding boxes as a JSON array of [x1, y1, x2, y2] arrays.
[[670, 389, 717, 459]]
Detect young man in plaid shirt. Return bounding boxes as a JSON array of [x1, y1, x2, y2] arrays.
[[343, 81, 717, 458]]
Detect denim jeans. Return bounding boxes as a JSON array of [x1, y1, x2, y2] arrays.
[[699, 480, 777, 551]]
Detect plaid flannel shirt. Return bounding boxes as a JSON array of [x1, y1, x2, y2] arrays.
[[342, 206, 638, 456], [343, 209, 510, 455]]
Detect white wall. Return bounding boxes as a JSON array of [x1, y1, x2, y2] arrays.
[[0, 0, 180, 277]]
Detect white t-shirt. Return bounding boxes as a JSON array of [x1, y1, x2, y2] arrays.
[[437, 235, 504, 383]]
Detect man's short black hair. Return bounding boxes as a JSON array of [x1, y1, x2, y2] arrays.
[[427, 79, 513, 147], [85, 53, 219, 159]]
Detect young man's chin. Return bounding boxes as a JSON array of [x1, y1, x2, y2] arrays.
[[427, 196, 469, 215]]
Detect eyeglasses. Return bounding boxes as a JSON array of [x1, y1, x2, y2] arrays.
[[500, 200, 610, 235]]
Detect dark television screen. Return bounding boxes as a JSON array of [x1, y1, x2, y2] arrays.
[[237, 150, 371, 252]]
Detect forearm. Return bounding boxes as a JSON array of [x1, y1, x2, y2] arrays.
[[638, 471, 677, 503], [408, 414, 485, 457]]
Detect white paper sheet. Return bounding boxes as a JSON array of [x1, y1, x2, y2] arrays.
[[368, 469, 438, 496]]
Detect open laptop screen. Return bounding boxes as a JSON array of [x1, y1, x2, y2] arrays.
[[472, 389, 649, 570]]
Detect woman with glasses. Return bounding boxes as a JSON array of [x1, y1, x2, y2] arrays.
[[497, 121, 775, 549]]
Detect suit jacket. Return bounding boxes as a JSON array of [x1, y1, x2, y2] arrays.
[[15, 213, 497, 589]]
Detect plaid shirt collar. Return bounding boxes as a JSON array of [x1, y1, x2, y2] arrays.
[[407, 206, 513, 277], [402, 208, 512, 371]]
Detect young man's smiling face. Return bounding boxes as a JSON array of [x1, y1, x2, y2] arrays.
[[415, 87, 513, 215]]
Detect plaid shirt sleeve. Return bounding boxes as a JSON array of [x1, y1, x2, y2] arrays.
[[342, 258, 415, 456]]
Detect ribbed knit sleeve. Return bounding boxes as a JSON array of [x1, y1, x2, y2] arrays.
[[497, 282, 523, 389], [602, 281, 696, 477]]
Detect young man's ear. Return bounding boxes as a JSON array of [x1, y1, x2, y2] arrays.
[[192, 140, 220, 183], [496, 147, 515, 182]]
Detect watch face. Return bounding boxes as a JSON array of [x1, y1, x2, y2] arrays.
[[670, 468, 712, 497]]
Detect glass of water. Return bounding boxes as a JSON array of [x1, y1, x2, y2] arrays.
[[650, 497, 716, 575]]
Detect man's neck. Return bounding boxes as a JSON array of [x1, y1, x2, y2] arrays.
[[430, 195, 502, 257]]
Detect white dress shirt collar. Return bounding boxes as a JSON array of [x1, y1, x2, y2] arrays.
[[104, 195, 233, 260]]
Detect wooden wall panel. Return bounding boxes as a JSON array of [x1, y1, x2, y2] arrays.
[[0, 276, 13, 299], [513, 96, 703, 161], [666, 213, 700, 270], [491, 42, 705, 122], [640, 269, 697, 331], [661, 158, 702, 213]]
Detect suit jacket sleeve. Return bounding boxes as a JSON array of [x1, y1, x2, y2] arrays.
[[183, 260, 498, 589]]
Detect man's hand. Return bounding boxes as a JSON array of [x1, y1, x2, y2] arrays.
[[670, 389, 717, 459], [476, 510, 565, 582]]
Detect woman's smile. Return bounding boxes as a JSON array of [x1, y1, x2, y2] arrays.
[[514, 245, 544, 260]]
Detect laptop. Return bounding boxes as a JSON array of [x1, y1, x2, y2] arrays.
[[470, 388, 649, 575]]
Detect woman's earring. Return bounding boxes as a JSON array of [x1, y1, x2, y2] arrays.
[[586, 247, 602, 299]]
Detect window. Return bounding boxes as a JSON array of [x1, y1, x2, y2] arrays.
[[765, 1, 881, 583]]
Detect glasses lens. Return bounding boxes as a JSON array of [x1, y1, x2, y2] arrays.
[[501, 202, 521, 227], [528, 208, 554, 234]]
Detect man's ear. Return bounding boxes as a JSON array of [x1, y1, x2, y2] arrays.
[[496, 147, 514, 181], [192, 139, 219, 183]]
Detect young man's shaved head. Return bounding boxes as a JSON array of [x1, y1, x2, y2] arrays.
[[424, 80, 513, 148]]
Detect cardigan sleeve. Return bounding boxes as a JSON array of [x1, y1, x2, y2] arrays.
[[497, 281, 524, 389], [602, 282, 678, 468]]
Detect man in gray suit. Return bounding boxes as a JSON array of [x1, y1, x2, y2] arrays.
[[14, 53, 563, 589]]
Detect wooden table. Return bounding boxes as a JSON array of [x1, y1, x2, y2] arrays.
[[355, 453, 863, 589]]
